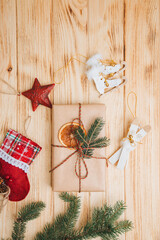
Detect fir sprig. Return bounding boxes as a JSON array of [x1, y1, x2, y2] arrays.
[[90, 137, 110, 148], [78, 201, 133, 240], [34, 192, 81, 240], [6, 193, 133, 240], [11, 202, 45, 240], [86, 117, 105, 143], [74, 117, 110, 157], [34, 193, 132, 240]]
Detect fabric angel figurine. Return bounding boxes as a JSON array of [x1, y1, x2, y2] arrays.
[[108, 119, 151, 170], [86, 54, 127, 96]]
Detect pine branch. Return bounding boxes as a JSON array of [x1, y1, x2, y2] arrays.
[[74, 127, 87, 145], [86, 118, 105, 143], [73, 126, 94, 157], [34, 192, 81, 240], [17, 202, 45, 222], [90, 137, 110, 148], [8, 194, 133, 240], [107, 201, 126, 223], [74, 201, 132, 240], [114, 220, 133, 234], [74, 117, 109, 158], [11, 202, 45, 240], [58, 192, 81, 229], [11, 221, 26, 240], [34, 195, 133, 240], [34, 223, 53, 240]]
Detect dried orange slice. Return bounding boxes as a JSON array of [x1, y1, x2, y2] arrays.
[[58, 122, 86, 148]]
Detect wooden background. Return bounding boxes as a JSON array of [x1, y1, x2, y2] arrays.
[[0, 0, 159, 239]]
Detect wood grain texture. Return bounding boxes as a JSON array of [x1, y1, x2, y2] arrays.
[[16, 1, 53, 238], [88, 1, 125, 240], [0, 0, 159, 239], [0, 0, 17, 237], [124, 0, 160, 239]]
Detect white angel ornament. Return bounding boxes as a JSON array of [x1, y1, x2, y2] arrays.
[[108, 119, 151, 170], [86, 54, 127, 96]]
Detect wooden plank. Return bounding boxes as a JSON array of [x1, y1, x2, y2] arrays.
[[16, 0, 53, 238], [0, 0, 160, 239], [88, 1, 125, 239], [51, 0, 89, 230], [0, 0, 17, 238], [52, 0, 88, 104], [125, 0, 160, 239]]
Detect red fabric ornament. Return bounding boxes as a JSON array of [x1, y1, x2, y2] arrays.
[[22, 78, 55, 111], [0, 129, 42, 201], [0, 160, 30, 201]]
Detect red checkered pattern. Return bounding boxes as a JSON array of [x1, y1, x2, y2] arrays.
[[0, 129, 42, 165]]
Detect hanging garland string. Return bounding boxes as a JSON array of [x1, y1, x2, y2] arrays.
[[52, 54, 88, 84], [0, 54, 126, 95], [127, 91, 137, 119], [0, 77, 21, 96]]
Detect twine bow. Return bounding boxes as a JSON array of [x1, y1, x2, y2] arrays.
[[50, 104, 108, 192]]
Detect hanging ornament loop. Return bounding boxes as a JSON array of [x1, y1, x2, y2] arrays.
[[109, 91, 151, 169], [127, 91, 137, 119], [0, 77, 21, 96], [53, 54, 87, 84]]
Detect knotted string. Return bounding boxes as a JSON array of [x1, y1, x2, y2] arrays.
[[0, 77, 21, 96], [123, 91, 142, 145], [50, 103, 108, 193], [0, 78, 33, 136]]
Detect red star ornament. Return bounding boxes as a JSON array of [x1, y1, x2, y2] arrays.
[[22, 78, 55, 111]]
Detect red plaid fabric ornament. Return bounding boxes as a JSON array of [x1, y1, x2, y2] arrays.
[[0, 129, 42, 201]]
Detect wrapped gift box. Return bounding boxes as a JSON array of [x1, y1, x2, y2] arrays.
[[52, 104, 106, 192]]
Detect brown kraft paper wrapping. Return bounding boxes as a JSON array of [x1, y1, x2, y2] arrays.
[[52, 104, 106, 192]]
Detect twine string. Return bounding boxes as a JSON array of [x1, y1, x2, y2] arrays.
[[49, 150, 78, 172], [0, 77, 21, 96], [54, 55, 126, 86], [24, 116, 32, 136], [126, 91, 142, 145], [53, 54, 87, 84], [127, 91, 137, 119]]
